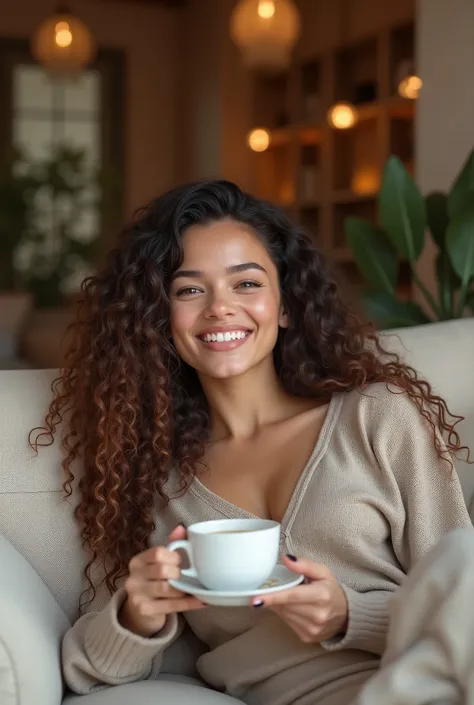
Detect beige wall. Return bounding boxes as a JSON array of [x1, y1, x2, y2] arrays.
[[177, 0, 254, 188], [0, 0, 179, 217], [415, 0, 474, 295], [415, 0, 474, 192]]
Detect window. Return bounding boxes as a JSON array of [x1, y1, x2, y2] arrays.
[[12, 65, 102, 242], [13, 65, 101, 165], [0, 39, 124, 300]]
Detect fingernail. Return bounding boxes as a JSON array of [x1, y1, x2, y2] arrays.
[[177, 523, 186, 529], [253, 599, 264, 608], [286, 554, 297, 562]]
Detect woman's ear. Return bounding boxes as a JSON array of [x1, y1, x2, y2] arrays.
[[278, 306, 289, 329]]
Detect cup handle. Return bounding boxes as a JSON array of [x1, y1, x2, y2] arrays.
[[167, 539, 198, 580]]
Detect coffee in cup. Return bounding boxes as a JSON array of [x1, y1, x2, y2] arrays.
[[167, 518, 280, 591]]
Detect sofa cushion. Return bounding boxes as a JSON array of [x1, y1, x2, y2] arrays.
[[384, 318, 474, 518], [0, 533, 70, 705], [63, 679, 245, 705]]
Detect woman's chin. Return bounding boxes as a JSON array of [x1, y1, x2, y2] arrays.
[[199, 361, 251, 380]]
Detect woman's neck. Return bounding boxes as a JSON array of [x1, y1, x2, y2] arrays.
[[199, 358, 311, 442]]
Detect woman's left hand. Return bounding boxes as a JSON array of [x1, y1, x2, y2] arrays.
[[251, 555, 348, 644]]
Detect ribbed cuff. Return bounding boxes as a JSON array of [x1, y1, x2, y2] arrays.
[[84, 588, 179, 678], [321, 586, 392, 656]]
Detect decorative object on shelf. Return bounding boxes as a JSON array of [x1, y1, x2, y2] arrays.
[[395, 59, 422, 100], [327, 102, 358, 129], [247, 127, 271, 152], [31, 6, 96, 78], [230, 0, 301, 72], [345, 152, 474, 328]]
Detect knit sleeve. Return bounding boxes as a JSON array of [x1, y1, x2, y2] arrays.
[[321, 586, 391, 655], [371, 386, 471, 569], [323, 385, 471, 656], [62, 588, 182, 695]]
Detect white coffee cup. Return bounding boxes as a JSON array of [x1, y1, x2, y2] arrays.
[[168, 518, 280, 592]]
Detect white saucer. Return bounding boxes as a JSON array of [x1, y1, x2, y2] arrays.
[[169, 565, 304, 607]]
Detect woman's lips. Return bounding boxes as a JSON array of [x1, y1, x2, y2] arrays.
[[197, 330, 252, 352]]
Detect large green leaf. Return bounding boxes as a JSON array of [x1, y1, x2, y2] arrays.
[[426, 192, 449, 249], [436, 252, 459, 319], [446, 201, 474, 284], [363, 291, 431, 329], [345, 216, 397, 294], [448, 149, 474, 218], [379, 155, 426, 261]]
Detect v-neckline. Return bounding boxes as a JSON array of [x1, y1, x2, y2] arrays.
[[189, 392, 344, 535]]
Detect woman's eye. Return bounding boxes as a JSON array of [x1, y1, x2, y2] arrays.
[[236, 280, 263, 290], [176, 286, 202, 297]]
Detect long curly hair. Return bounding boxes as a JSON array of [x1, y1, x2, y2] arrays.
[[30, 180, 469, 609]]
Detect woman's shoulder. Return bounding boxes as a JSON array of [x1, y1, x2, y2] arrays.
[[339, 382, 425, 427]]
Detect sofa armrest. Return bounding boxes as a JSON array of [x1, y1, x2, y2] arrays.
[[0, 534, 70, 705]]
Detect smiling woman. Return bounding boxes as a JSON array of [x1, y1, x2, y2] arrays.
[[31, 180, 473, 705], [169, 221, 287, 379]]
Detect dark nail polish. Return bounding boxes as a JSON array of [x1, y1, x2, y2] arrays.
[[253, 600, 264, 608], [286, 554, 297, 562]]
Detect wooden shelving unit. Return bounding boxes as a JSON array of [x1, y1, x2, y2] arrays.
[[250, 22, 416, 297]]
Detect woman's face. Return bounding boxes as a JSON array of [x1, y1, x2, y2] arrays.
[[169, 220, 287, 380]]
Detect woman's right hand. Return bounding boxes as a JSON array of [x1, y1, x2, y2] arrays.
[[119, 525, 205, 637]]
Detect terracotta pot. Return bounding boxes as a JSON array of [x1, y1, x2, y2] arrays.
[[19, 306, 75, 369]]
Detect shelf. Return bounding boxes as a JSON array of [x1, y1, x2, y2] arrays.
[[335, 38, 378, 104], [270, 127, 293, 147], [332, 117, 378, 191], [250, 19, 415, 295], [299, 59, 323, 123], [298, 124, 324, 145], [390, 23, 416, 97], [331, 189, 378, 204], [253, 72, 291, 129], [355, 97, 415, 123], [298, 205, 320, 243]]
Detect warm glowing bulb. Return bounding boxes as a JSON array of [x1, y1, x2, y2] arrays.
[[258, 0, 275, 19], [55, 21, 72, 48], [398, 74, 422, 100], [248, 128, 270, 152], [351, 167, 380, 196], [327, 102, 358, 129]]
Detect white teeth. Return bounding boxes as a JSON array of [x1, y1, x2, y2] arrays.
[[202, 331, 248, 343]]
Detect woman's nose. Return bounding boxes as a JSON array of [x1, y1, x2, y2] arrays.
[[204, 291, 236, 319]]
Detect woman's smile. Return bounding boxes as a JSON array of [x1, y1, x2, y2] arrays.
[[196, 325, 253, 352]]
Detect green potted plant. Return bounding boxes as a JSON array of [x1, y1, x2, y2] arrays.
[[345, 150, 474, 328], [13, 145, 111, 308], [0, 150, 39, 361]]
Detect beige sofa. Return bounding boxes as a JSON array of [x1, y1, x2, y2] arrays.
[[1, 318, 473, 705]]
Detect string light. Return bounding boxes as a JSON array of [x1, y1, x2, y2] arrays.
[[247, 128, 271, 152], [258, 0, 275, 19], [327, 102, 358, 130]]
